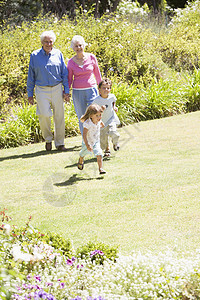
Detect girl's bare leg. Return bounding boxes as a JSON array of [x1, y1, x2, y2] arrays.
[[97, 155, 103, 170], [97, 155, 106, 174]]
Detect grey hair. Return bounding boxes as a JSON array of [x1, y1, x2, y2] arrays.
[[70, 35, 87, 50], [40, 31, 56, 43]]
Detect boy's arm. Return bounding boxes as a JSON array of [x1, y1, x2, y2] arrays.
[[83, 128, 92, 152], [113, 102, 118, 112]]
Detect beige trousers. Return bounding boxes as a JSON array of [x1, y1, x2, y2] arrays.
[[100, 123, 120, 150], [35, 83, 65, 148]]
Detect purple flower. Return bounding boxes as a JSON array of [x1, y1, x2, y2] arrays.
[[90, 250, 104, 257], [87, 297, 106, 300], [34, 290, 47, 299], [46, 282, 53, 287], [77, 264, 84, 269], [12, 295, 21, 300], [59, 282, 65, 288], [34, 275, 41, 282], [47, 295, 56, 300], [27, 274, 31, 280], [33, 290, 57, 300]]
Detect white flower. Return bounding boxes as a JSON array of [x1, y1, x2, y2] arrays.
[[3, 224, 11, 235], [11, 244, 33, 262]]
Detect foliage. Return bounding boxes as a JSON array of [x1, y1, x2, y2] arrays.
[[1, 1, 200, 148], [183, 68, 200, 112], [1, 218, 200, 299], [76, 241, 118, 265], [112, 74, 188, 124], [0, 0, 42, 27], [0, 103, 79, 148], [42, 232, 73, 258], [1, 209, 200, 299]]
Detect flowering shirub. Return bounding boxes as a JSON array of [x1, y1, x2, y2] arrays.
[[2, 210, 200, 299]]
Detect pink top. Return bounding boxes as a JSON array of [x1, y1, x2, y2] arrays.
[[67, 53, 102, 89]]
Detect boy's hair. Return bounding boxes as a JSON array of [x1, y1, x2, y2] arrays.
[[80, 104, 105, 123], [98, 78, 112, 88]]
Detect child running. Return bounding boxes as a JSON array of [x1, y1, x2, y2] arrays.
[[93, 78, 120, 157], [77, 103, 106, 175]]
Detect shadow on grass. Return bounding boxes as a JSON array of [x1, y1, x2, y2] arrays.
[[65, 156, 111, 169], [0, 145, 81, 162], [55, 173, 104, 186]]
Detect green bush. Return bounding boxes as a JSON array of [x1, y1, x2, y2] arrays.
[[42, 232, 73, 258], [11, 222, 73, 259], [0, 103, 79, 148], [1, 2, 200, 148], [76, 241, 118, 265], [183, 69, 200, 112], [113, 75, 187, 124]]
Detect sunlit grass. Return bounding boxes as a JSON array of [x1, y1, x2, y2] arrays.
[[1, 111, 200, 255]]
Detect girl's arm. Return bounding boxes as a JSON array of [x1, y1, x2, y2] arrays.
[[100, 121, 105, 128], [83, 128, 93, 152]]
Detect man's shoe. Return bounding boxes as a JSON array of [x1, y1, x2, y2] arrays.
[[113, 143, 120, 151], [45, 142, 52, 151], [57, 145, 67, 151]]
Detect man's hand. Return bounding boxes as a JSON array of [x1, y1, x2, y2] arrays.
[[63, 93, 70, 103], [28, 96, 34, 105]]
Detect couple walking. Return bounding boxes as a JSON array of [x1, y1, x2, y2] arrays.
[[27, 30, 120, 174]]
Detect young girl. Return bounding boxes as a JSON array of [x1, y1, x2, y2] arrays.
[[78, 104, 106, 175]]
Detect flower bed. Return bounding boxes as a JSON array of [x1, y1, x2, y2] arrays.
[[1, 210, 200, 299]]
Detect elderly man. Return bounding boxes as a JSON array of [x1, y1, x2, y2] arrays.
[[27, 30, 69, 151]]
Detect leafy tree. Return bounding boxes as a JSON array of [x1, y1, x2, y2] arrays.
[[0, 0, 42, 26], [0, 0, 189, 26], [166, 0, 187, 8], [41, 0, 76, 19]]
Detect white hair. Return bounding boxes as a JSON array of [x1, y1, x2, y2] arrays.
[[40, 30, 56, 43], [70, 35, 87, 50]]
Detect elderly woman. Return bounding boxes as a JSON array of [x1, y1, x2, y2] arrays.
[[27, 30, 70, 151], [67, 35, 102, 135]]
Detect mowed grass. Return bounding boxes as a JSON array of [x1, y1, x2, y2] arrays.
[[1, 111, 200, 255]]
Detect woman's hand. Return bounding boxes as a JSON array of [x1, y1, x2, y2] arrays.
[[28, 96, 34, 105], [63, 93, 70, 103]]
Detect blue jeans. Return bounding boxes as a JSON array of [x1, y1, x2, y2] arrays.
[[72, 87, 98, 135]]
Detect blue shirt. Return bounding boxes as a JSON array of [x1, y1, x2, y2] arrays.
[[27, 47, 69, 97]]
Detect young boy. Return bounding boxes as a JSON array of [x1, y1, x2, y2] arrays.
[[93, 78, 120, 157]]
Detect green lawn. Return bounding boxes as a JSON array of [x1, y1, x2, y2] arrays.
[[1, 111, 200, 255]]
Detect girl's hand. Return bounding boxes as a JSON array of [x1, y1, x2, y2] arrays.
[[114, 106, 118, 112], [87, 145, 93, 152], [100, 121, 105, 128]]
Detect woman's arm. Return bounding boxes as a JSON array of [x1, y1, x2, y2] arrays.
[[67, 59, 74, 89], [92, 54, 102, 84]]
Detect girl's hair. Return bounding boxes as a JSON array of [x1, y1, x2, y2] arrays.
[[80, 104, 105, 123], [70, 35, 87, 50], [40, 30, 56, 43]]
